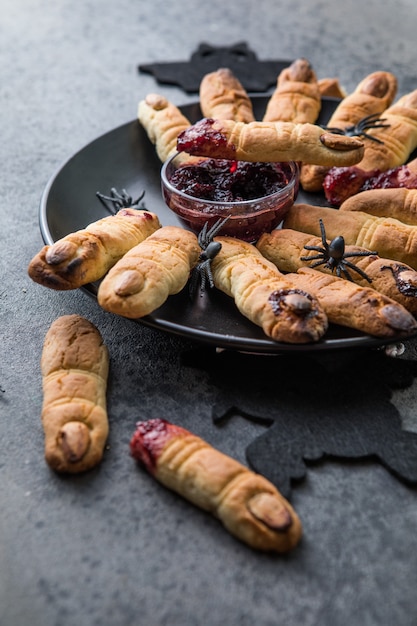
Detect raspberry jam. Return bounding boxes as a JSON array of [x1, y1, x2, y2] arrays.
[[177, 118, 230, 157], [168, 158, 289, 202], [161, 155, 299, 242], [323, 164, 417, 206]]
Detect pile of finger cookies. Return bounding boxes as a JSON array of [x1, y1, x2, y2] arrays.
[[27, 59, 417, 553], [137, 60, 417, 343], [29, 59, 417, 346]]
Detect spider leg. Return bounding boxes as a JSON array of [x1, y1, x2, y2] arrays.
[[320, 125, 346, 135], [203, 260, 215, 289], [189, 266, 200, 298], [343, 260, 373, 283], [206, 216, 231, 240], [189, 261, 207, 297], [114, 189, 128, 202], [361, 122, 390, 131], [189, 259, 215, 298], [130, 190, 146, 209], [199, 259, 217, 290], [200, 267, 207, 291], [342, 250, 378, 259], [108, 187, 123, 199], [198, 216, 230, 249], [359, 133, 385, 144], [110, 187, 146, 210], [301, 220, 330, 260], [96, 188, 146, 214], [355, 114, 390, 143], [348, 113, 389, 132], [300, 253, 326, 262], [318, 219, 328, 247], [337, 264, 354, 281], [357, 112, 387, 127], [305, 259, 327, 269], [96, 191, 120, 214], [302, 245, 327, 253], [198, 222, 209, 249], [321, 114, 391, 142]]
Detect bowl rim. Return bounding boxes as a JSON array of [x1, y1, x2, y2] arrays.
[[160, 152, 299, 207]]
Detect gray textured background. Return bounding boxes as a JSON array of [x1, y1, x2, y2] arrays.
[[2, 1, 417, 625]]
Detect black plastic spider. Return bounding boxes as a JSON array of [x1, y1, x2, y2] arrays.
[[300, 218, 377, 282], [96, 187, 147, 214], [189, 216, 230, 296], [321, 112, 390, 144]]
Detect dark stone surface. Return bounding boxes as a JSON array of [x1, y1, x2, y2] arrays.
[[2, 1, 417, 625]]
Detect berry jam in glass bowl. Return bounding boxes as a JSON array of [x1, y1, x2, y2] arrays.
[[161, 153, 299, 243]]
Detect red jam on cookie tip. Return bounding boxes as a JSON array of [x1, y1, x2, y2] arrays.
[[130, 418, 188, 473]]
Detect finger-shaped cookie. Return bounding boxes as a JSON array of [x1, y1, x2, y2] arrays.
[[324, 71, 397, 127], [317, 77, 347, 99], [283, 203, 417, 271], [210, 236, 328, 343], [323, 155, 417, 206], [263, 58, 321, 124], [199, 68, 255, 123], [287, 268, 417, 338], [138, 93, 192, 163], [28, 209, 161, 290], [339, 187, 417, 225], [354, 89, 417, 171], [130, 418, 302, 552], [177, 118, 364, 166], [41, 315, 109, 473], [257, 228, 417, 315], [300, 71, 398, 191], [97, 226, 200, 318]]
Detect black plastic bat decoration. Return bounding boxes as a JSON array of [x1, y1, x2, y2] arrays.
[[139, 42, 291, 93], [183, 346, 417, 498]]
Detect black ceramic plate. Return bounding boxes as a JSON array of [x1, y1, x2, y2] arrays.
[[39, 96, 401, 354]]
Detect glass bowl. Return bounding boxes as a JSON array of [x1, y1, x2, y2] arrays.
[[160, 153, 299, 243]]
